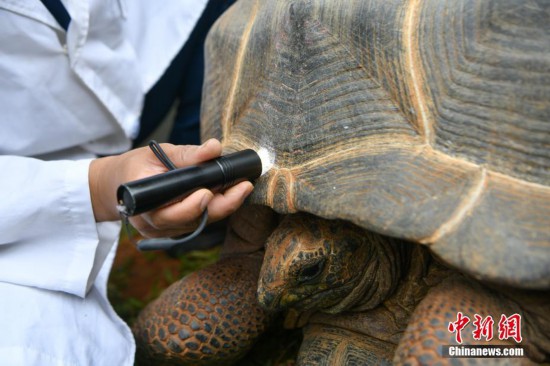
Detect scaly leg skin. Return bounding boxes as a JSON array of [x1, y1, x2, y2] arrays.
[[133, 205, 279, 366], [133, 253, 272, 366], [394, 276, 538, 365], [297, 323, 394, 366]]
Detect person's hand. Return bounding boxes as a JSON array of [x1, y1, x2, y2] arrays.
[[89, 139, 253, 238]]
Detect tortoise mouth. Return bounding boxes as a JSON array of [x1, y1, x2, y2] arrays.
[[259, 270, 364, 312], [285, 281, 357, 312]]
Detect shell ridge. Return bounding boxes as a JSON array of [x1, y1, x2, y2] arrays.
[[284, 168, 297, 212], [403, 0, 434, 145], [264, 168, 297, 213], [221, 0, 260, 142], [420, 166, 488, 244], [265, 169, 278, 208]]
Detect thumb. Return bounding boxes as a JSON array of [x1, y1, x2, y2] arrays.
[[161, 139, 222, 168]]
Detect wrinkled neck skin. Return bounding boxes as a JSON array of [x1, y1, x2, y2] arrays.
[[257, 213, 412, 315], [325, 233, 410, 314], [221, 204, 279, 258]]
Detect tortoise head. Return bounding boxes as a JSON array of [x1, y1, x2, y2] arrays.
[[257, 213, 409, 314]]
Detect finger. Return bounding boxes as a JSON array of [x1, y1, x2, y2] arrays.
[[128, 215, 161, 238], [159, 139, 222, 168], [143, 188, 214, 231], [206, 181, 254, 222], [131, 212, 198, 238], [128, 182, 253, 239]]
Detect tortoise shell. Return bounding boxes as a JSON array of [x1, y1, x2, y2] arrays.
[[200, 0, 550, 289]]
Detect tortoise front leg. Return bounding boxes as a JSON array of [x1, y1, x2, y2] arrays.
[[394, 276, 540, 365], [133, 205, 278, 365]]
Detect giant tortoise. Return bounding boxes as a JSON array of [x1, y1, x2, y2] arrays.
[[257, 212, 550, 364], [133, 0, 550, 364]]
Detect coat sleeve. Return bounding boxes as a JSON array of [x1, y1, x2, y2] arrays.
[[0, 155, 118, 298]]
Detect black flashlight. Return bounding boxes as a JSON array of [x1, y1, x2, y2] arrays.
[[117, 149, 262, 216]]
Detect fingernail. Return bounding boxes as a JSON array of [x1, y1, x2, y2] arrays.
[[242, 184, 254, 200], [200, 193, 212, 211]]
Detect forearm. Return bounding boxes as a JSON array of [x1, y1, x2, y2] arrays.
[[0, 156, 105, 296]]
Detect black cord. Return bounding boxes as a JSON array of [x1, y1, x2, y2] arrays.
[[128, 140, 209, 251], [137, 208, 209, 251], [149, 140, 177, 170]]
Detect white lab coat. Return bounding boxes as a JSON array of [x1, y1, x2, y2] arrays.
[[0, 0, 207, 364]]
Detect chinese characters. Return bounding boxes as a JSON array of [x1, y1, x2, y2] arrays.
[[448, 313, 522, 344]]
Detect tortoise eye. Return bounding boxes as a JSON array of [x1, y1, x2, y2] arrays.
[[297, 258, 326, 283]]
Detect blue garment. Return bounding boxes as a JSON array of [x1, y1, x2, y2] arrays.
[[134, 0, 236, 147]]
